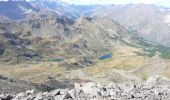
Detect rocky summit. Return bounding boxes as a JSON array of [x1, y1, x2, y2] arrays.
[[0, 75, 170, 100]]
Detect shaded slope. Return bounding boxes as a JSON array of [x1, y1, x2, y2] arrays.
[[0, 1, 39, 20]]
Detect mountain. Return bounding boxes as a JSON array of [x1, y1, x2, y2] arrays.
[[1, 14, 170, 85], [0, 16, 133, 64], [30, 0, 102, 18], [89, 4, 170, 46], [0, 14, 153, 83], [27, 0, 170, 46], [0, 0, 64, 22], [0, 0, 39, 20]]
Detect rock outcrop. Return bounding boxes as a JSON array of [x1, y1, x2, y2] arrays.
[[1, 75, 170, 100]]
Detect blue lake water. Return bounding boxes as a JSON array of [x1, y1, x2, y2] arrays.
[[99, 53, 113, 60]]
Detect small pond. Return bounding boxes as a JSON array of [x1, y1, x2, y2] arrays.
[[99, 53, 113, 60], [49, 58, 64, 62]]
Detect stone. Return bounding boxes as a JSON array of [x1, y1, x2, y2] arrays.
[[68, 89, 76, 99], [35, 93, 43, 100], [1, 94, 13, 100], [50, 89, 60, 96], [1, 76, 170, 100], [26, 90, 34, 95]]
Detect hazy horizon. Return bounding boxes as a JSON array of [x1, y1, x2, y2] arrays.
[[62, 0, 170, 7], [0, 0, 170, 7]]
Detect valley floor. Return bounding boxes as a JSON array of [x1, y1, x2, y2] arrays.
[[1, 45, 170, 86]]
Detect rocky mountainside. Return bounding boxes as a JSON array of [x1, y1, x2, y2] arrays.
[[1, 14, 170, 86], [30, 0, 102, 18], [0, 0, 39, 20], [0, 0, 63, 22], [1, 1, 170, 47], [0, 15, 138, 66], [1, 75, 170, 100], [30, 0, 79, 18], [88, 4, 170, 46], [30, 0, 170, 47]]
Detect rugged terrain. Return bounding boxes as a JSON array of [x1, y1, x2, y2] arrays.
[[1, 75, 170, 100], [0, 14, 170, 85], [27, 0, 170, 46], [1, 0, 170, 46], [0, 15, 140, 83], [0, 0, 170, 98], [90, 4, 170, 46]]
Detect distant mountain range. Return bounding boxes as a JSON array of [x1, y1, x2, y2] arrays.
[[0, 0, 170, 46]]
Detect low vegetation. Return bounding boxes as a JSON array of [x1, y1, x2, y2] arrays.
[[137, 39, 170, 59]]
